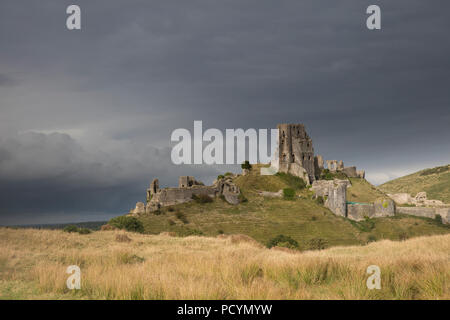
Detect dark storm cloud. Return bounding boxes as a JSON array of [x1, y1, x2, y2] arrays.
[[0, 0, 449, 224]]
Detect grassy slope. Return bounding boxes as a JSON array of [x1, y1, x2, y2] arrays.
[[0, 228, 449, 299], [379, 164, 450, 203], [137, 165, 450, 249]]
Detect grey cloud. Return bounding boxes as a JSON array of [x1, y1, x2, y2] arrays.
[[0, 0, 449, 223]]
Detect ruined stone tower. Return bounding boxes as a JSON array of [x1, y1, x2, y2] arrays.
[[276, 124, 315, 183]]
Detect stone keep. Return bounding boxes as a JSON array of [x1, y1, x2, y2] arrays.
[[276, 124, 316, 184]]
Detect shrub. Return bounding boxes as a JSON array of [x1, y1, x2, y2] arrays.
[[308, 238, 328, 250], [153, 209, 163, 215], [167, 219, 175, 226], [282, 188, 296, 200], [167, 207, 175, 212], [224, 172, 233, 176], [108, 216, 144, 233], [217, 229, 224, 234], [63, 225, 79, 233], [315, 196, 324, 205], [77, 228, 92, 235], [434, 214, 443, 225], [217, 174, 225, 180], [367, 234, 377, 243], [241, 161, 252, 170], [177, 228, 204, 237], [267, 234, 299, 249], [175, 212, 188, 224], [311, 216, 317, 221], [238, 193, 248, 203], [192, 194, 213, 204]]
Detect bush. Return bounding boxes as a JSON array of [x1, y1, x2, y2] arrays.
[[308, 238, 328, 250], [63, 225, 79, 233], [241, 161, 252, 170], [238, 193, 248, 203], [267, 234, 299, 249], [434, 214, 443, 225], [167, 219, 175, 226], [176, 228, 204, 237], [175, 212, 189, 224], [282, 188, 296, 200], [224, 172, 233, 176], [217, 174, 225, 180], [192, 194, 213, 204], [315, 196, 324, 205], [217, 229, 224, 234], [77, 228, 92, 235], [367, 234, 377, 243], [153, 209, 163, 215], [167, 207, 175, 212], [108, 216, 144, 233], [63, 225, 92, 235]]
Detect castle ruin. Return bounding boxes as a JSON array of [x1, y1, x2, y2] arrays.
[[131, 175, 241, 214], [271, 123, 364, 183]]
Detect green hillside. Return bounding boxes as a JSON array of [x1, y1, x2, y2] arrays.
[[379, 164, 450, 203], [126, 165, 450, 250]]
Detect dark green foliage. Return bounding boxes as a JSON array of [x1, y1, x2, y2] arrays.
[[319, 169, 347, 180], [241, 161, 252, 170], [434, 214, 443, 225], [275, 172, 306, 190], [217, 229, 224, 234], [77, 228, 92, 235], [175, 212, 189, 224], [176, 227, 204, 237], [282, 188, 296, 200], [238, 193, 248, 203], [192, 194, 213, 204], [63, 225, 79, 233], [367, 234, 377, 243], [224, 172, 233, 176], [308, 238, 328, 250], [63, 225, 92, 235], [315, 196, 324, 205], [349, 217, 375, 232], [108, 216, 144, 233], [267, 234, 299, 249], [217, 175, 225, 180]]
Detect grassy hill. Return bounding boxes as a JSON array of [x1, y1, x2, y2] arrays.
[[1, 228, 449, 299], [379, 164, 450, 203], [134, 165, 450, 249]]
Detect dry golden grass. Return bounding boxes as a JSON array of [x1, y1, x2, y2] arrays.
[[0, 227, 449, 299]]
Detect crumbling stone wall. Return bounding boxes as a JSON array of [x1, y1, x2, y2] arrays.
[[397, 207, 449, 224], [139, 175, 241, 213], [311, 179, 349, 217]]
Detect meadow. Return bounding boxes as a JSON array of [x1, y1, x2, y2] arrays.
[[0, 227, 449, 300]]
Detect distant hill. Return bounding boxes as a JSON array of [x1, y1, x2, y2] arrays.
[[135, 165, 450, 249], [379, 164, 450, 203]]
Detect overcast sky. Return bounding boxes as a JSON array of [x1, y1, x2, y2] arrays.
[[1, 0, 449, 225]]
